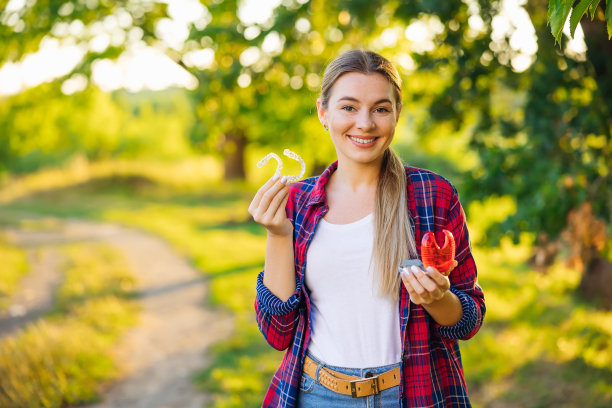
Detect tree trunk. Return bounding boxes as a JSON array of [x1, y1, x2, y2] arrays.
[[562, 202, 610, 309], [581, 11, 612, 136], [310, 161, 329, 178], [223, 131, 246, 180], [579, 255, 612, 310]]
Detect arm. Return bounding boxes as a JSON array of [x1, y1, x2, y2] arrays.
[[401, 184, 485, 339], [440, 186, 485, 339], [250, 177, 302, 350], [401, 262, 464, 326], [421, 276, 463, 326], [263, 232, 296, 301]]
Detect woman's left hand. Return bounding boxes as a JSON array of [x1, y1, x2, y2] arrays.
[[400, 261, 458, 305]]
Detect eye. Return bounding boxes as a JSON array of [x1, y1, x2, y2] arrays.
[[375, 107, 391, 113], [341, 105, 356, 112]]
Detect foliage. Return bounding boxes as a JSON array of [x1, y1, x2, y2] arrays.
[[1, 0, 609, 254], [181, 0, 396, 177], [0, 243, 138, 407], [359, 0, 612, 247], [0, 0, 168, 67], [547, 0, 612, 42], [181, 0, 611, 248], [0, 84, 195, 174], [0, 0, 187, 174]]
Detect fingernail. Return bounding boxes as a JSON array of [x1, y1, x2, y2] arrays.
[[426, 267, 435, 274], [280, 176, 287, 183], [411, 266, 419, 274], [271, 174, 279, 181]]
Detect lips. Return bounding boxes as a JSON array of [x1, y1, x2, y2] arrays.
[[420, 229, 456, 276], [348, 135, 378, 146]]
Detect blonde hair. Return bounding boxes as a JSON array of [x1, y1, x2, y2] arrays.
[[320, 50, 418, 300]]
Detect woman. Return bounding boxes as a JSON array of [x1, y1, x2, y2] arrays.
[[249, 50, 485, 407]]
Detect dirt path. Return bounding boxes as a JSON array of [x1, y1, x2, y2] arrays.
[[2, 220, 233, 408], [0, 248, 63, 337]]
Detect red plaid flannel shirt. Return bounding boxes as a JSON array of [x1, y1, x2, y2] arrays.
[[255, 162, 485, 407]]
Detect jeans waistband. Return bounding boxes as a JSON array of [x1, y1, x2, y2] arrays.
[[306, 352, 401, 378]]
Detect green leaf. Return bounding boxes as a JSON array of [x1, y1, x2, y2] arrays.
[[548, 0, 555, 20], [548, 0, 573, 44], [607, 0, 612, 39], [570, 0, 593, 37], [588, 0, 601, 19]]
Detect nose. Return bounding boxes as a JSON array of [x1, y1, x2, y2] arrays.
[[356, 110, 374, 130]]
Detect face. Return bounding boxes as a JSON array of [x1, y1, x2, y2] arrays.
[[317, 72, 401, 167]]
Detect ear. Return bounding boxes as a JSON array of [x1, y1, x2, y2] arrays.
[[395, 103, 402, 121], [316, 99, 327, 127]]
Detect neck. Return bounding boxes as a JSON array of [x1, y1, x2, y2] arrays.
[[333, 157, 383, 192]]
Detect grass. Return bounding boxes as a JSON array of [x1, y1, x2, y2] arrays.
[[463, 241, 612, 407], [0, 160, 611, 407], [0, 237, 28, 311], [0, 243, 139, 408]]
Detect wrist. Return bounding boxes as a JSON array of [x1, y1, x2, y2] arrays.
[[267, 229, 293, 240], [424, 289, 454, 308], [422, 290, 463, 326]]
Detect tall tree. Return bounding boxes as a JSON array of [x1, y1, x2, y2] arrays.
[[379, 0, 611, 298], [181, 0, 393, 179], [0, 0, 169, 69], [0, 0, 173, 172]]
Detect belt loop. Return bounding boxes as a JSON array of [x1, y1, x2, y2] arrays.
[[314, 360, 325, 384]]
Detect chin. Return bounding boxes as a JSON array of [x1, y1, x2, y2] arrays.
[[343, 152, 386, 166]]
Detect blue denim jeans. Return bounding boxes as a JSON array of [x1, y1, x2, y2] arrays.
[[298, 353, 401, 408]]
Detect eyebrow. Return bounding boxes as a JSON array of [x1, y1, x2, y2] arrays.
[[337, 96, 393, 105]]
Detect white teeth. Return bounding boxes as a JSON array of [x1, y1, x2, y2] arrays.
[[349, 136, 376, 144]]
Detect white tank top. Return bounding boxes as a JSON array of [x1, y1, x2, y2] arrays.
[[305, 213, 402, 368]]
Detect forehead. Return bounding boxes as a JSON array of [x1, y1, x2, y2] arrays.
[[328, 72, 396, 104]]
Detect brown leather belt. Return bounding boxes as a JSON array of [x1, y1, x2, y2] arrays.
[[303, 355, 401, 398]]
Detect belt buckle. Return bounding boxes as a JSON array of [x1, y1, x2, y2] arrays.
[[349, 375, 379, 398]]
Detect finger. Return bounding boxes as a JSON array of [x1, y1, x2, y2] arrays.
[[265, 184, 290, 221], [255, 177, 289, 217], [401, 275, 417, 298], [272, 191, 290, 222], [402, 277, 425, 304], [405, 268, 427, 296], [249, 175, 280, 213], [249, 177, 277, 215], [425, 267, 451, 289], [410, 266, 439, 292], [400, 272, 412, 290], [256, 187, 289, 226]]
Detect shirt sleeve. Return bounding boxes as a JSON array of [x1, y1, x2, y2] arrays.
[[254, 271, 302, 351], [434, 184, 486, 340]]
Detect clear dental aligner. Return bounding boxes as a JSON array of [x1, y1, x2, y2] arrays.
[[257, 150, 306, 182], [283, 149, 306, 182], [257, 152, 283, 179]]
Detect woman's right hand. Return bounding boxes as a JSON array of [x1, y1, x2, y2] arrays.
[[248, 176, 293, 237]]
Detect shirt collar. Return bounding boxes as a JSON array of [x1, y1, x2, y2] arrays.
[[307, 161, 338, 206]]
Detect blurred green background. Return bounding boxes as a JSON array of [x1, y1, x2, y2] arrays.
[[0, 0, 611, 407]]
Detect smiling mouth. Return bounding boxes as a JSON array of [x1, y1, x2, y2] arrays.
[[349, 136, 378, 144]]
